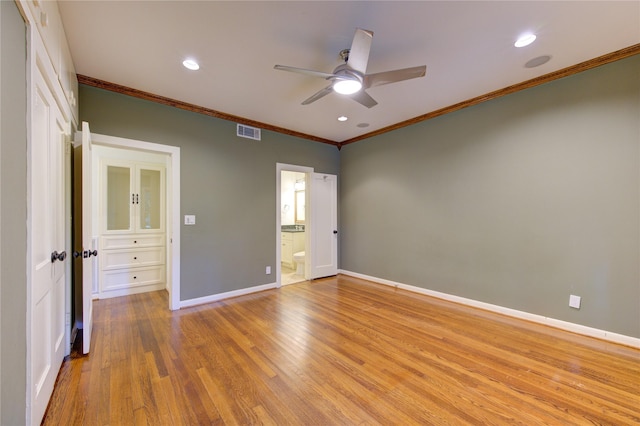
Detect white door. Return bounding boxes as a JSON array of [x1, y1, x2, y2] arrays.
[[310, 173, 338, 279], [81, 121, 95, 354], [30, 62, 67, 425]]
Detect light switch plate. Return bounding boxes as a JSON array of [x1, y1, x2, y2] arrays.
[[569, 294, 581, 309], [184, 215, 196, 225]]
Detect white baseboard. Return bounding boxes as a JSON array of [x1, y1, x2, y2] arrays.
[[180, 282, 278, 309], [95, 282, 166, 300], [339, 270, 640, 349]]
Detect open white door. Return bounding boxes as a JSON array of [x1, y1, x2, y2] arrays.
[[81, 121, 94, 354], [310, 173, 338, 279]]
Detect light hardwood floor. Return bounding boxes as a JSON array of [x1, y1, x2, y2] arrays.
[[43, 275, 640, 425]]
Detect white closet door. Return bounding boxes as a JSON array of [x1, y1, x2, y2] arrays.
[[310, 173, 338, 279], [29, 60, 67, 426]]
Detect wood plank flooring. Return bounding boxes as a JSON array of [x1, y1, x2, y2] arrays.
[[43, 275, 640, 425]]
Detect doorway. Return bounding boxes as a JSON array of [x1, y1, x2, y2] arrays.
[[276, 164, 313, 287], [280, 170, 308, 285], [75, 129, 181, 311]]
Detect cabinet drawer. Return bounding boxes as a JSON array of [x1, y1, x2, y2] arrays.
[[102, 234, 164, 249], [102, 266, 164, 291], [282, 241, 293, 260], [102, 247, 165, 270]]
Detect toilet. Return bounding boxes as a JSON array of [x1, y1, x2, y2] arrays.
[[293, 251, 305, 276]]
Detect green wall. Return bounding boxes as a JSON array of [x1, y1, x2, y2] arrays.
[[341, 55, 640, 338], [80, 54, 640, 338], [1, 0, 28, 423], [79, 86, 340, 301]]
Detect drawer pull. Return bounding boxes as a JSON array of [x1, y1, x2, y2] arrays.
[[134, 240, 137, 244], [133, 257, 137, 260], [133, 276, 137, 279]]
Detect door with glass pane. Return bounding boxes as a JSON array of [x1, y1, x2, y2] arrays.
[[103, 161, 165, 234], [106, 164, 132, 232], [138, 167, 162, 231]]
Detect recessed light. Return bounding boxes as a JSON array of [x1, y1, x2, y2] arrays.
[[182, 59, 200, 70], [515, 34, 536, 48], [337, 116, 348, 122]]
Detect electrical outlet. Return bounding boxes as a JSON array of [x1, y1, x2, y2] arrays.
[[569, 294, 581, 309], [184, 215, 196, 225], [266, 266, 271, 275]]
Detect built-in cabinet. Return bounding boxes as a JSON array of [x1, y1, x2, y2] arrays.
[[100, 159, 166, 297], [281, 231, 305, 268]]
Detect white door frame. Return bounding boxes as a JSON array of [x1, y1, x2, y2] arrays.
[[276, 163, 313, 287], [77, 131, 181, 310]]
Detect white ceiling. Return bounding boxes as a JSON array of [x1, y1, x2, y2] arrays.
[[58, 1, 640, 144]]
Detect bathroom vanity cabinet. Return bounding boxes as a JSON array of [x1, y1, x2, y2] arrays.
[[281, 231, 305, 268]]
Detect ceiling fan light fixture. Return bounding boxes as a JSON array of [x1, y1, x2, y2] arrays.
[[333, 79, 362, 95]]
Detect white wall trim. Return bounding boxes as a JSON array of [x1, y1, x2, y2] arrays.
[[179, 282, 277, 309], [339, 269, 640, 349]]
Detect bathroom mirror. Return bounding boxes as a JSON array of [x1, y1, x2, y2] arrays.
[[295, 190, 305, 224]]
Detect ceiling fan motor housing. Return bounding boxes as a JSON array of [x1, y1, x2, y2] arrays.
[[331, 63, 363, 84]]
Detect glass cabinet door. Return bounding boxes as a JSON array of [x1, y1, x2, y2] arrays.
[[106, 165, 131, 231], [139, 168, 162, 230]]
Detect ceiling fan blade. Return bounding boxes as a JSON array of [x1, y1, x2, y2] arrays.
[[346, 28, 373, 74], [274, 65, 336, 79], [302, 85, 334, 105], [348, 90, 378, 108], [364, 65, 427, 88]]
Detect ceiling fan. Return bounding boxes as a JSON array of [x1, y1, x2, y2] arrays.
[[274, 28, 427, 108]]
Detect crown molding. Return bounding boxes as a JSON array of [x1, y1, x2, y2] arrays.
[[340, 43, 640, 147], [76, 75, 339, 147], [78, 43, 639, 149]]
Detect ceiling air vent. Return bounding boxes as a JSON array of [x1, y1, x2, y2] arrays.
[[237, 124, 261, 141]]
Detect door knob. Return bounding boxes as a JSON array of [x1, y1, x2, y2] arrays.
[[51, 250, 67, 262], [333, 230, 338, 234], [83, 249, 98, 258], [73, 250, 82, 258]]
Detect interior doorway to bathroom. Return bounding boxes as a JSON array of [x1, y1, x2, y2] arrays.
[[277, 163, 313, 287], [276, 163, 338, 287], [280, 169, 308, 285]]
